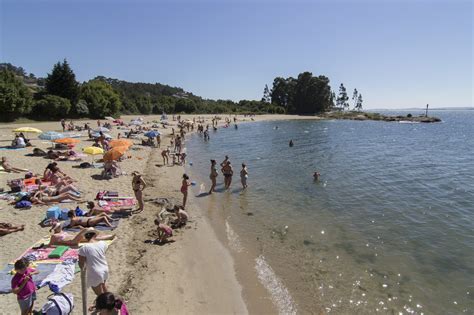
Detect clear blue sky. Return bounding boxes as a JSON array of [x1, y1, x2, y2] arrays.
[[1, 0, 472, 108]]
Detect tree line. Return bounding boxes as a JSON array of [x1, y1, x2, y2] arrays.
[[0, 61, 363, 122]]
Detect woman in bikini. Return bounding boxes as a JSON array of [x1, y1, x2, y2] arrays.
[[86, 201, 133, 216], [30, 190, 83, 205], [67, 210, 113, 228], [49, 224, 114, 247], [0, 157, 28, 173], [132, 171, 147, 212], [221, 161, 234, 190], [180, 174, 191, 209], [209, 159, 218, 194]]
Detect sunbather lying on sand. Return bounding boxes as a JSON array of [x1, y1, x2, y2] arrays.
[[0, 157, 28, 173], [86, 201, 132, 215], [67, 210, 113, 228], [35, 179, 80, 195], [0, 223, 25, 236], [30, 191, 83, 205], [49, 224, 114, 247]]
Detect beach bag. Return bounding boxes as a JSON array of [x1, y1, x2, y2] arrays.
[[79, 162, 91, 169], [15, 200, 32, 209], [7, 179, 24, 192], [59, 209, 70, 220], [40, 292, 74, 315], [46, 206, 62, 219], [74, 206, 84, 216], [25, 172, 33, 179]]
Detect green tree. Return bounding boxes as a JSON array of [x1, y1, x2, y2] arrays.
[[80, 80, 121, 118], [261, 84, 271, 103], [33, 95, 71, 119], [352, 88, 358, 109], [0, 69, 33, 121], [45, 59, 79, 105], [355, 93, 363, 111], [75, 99, 90, 116], [270, 77, 296, 113], [336, 83, 349, 110]]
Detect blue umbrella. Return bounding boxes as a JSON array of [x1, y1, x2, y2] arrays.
[[38, 131, 65, 140], [93, 127, 110, 133], [92, 132, 112, 139], [144, 130, 160, 138]]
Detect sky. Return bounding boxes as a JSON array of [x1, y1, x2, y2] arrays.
[[1, 0, 472, 109]]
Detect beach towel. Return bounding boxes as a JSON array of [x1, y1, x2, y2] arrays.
[[48, 246, 70, 259], [39, 261, 76, 291], [97, 198, 136, 211], [0, 264, 56, 294]]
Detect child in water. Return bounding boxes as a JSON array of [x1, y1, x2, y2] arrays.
[[240, 163, 248, 189]]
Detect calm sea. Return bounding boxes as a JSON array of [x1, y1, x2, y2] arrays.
[[185, 110, 474, 314]]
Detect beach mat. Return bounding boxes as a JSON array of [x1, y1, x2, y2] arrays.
[[0, 264, 56, 294]]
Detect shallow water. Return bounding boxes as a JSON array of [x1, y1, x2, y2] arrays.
[[186, 111, 474, 314]]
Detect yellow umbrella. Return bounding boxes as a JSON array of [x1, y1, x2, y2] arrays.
[[13, 127, 42, 133], [83, 147, 104, 155], [103, 146, 128, 161], [54, 138, 81, 144], [109, 139, 133, 148]]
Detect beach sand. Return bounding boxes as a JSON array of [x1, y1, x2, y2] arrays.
[[0, 114, 319, 314]]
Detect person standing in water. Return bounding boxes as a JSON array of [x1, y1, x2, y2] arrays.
[[132, 171, 147, 212], [240, 163, 248, 189], [289, 140, 294, 147], [209, 159, 218, 194], [313, 171, 320, 181], [220, 155, 229, 168], [221, 161, 234, 189], [180, 174, 191, 208]]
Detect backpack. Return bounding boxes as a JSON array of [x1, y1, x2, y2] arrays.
[[40, 293, 74, 315], [7, 179, 24, 192], [15, 201, 32, 209]]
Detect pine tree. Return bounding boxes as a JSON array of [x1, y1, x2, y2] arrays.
[[45, 59, 79, 105], [336, 83, 349, 110], [355, 93, 363, 111], [352, 88, 358, 110], [261, 84, 271, 103]]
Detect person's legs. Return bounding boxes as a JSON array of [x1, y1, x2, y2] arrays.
[[135, 190, 144, 211], [182, 191, 188, 208], [92, 283, 107, 296]]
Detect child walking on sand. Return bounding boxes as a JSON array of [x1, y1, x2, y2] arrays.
[[180, 174, 191, 208], [11, 258, 39, 315], [154, 218, 173, 243], [132, 171, 147, 212]]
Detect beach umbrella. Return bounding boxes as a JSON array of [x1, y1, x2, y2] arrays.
[[83, 147, 104, 155], [91, 132, 112, 139], [103, 146, 128, 161], [144, 130, 160, 138], [38, 131, 65, 140], [13, 127, 42, 134], [54, 138, 81, 144], [93, 127, 110, 133], [109, 139, 133, 148]]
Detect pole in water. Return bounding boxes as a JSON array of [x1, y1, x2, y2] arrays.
[[425, 104, 429, 117], [81, 269, 87, 315]]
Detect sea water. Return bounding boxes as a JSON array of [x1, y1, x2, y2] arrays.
[[185, 110, 474, 314]]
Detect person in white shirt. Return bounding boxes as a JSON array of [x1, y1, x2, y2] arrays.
[[78, 230, 109, 295]]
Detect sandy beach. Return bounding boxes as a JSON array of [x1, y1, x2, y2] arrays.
[[0, 114, 319, 314]]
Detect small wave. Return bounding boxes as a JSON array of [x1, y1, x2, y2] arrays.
[[225, 220, 243, 253], [255, 255, 297, 315]]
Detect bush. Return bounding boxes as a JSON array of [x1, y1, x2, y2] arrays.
[[80, 80, 121, 118], [32, 95, 71, 119], [0, 69, 33, 121]]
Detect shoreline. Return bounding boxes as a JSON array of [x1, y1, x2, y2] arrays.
[[0, 114, 317, 314]]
